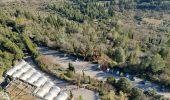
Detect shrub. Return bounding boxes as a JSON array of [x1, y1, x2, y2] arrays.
[[116, 78, 132, 93], [107, 76, 116, 85]]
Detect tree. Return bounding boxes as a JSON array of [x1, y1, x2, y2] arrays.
[[130, 87, 146, 100], [114, 47, 126, 63], [66, 70, 75, 78], [88, 76, 91, 84], [108, 6, 115, 16], [82, 70, 85, 83], [149, 54, 165, 73], [70, 90, 73, 99], [159, 47, 169, 59], [128, 45, 140, 65], [68, 62, 75, 72], [139, 57, 151, 72], [144, 89, 157, 97], [107, 76, 116, 85], [116, 78, 132, 93]]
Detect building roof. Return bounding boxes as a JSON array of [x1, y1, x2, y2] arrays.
[[27, 72, 42, 84], [44, 93, 55, 100], [34, 77, 47, 87], [55, 92, 69, 100], [20, 68, 36, 81], [36, 88, 47, 98], [43, 81, 54, 88], [49, 86, 60, 96], [6, 61, 26, 76]]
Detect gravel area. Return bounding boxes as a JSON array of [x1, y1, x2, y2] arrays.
[[62, 85, 98, 100]]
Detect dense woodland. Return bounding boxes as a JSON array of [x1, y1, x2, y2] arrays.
[[0, 0, 170, 99]]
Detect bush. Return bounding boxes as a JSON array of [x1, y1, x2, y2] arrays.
[[107, 76, 116, 85], [130, 87, 146, 100], [116, 78, 132, 93], [68, 62, 75, 72], [22, 34, 39, 58], [65, 70, 75, 79]]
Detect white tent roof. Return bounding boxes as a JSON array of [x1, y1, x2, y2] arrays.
[[19, 65, 31, 74], [44, 86, 61, 100], [43, 81, 54, 88], [27, 72, 42, 84], [34, 77, 47, 87], [42, 85, 52, 92], [44, 93, 55, 100], [36, 88, 47, 98], [44, 86, 63, 100], [6, 61, 27, 76], [49, 86, 60, 96], [55, 92, 69, 100], [12, 69, 23, 78], [14, 60, 27, 70], [6, 60, 69, 100], [20, 68, 36, 81], [36, 81, 54, 97], [6, 67, 18, 76], [12, 64, 29, 78]]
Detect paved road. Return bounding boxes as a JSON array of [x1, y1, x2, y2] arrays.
[[38, 46, 170, 99]]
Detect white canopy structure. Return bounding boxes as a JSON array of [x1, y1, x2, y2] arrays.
[[55, 92, 69, 100], [12, 69, 24, 78], [42, 82, 53, 91], [44, 86, 61, 100], [36, 88, 47, 98], [49, 86, 61, 96], [6, 61, 26, 76], [27, 72, 42, 84], [6, 60, 69, 100], [36, 81, 54, 98], [44, 93, 55, 100], [20, 69, 36, 81], [19, 65, 31, 73], [34, 77, 47, 87]]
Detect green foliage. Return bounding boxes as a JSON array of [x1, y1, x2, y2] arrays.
[[107, 76, 116, 85], [100, 90, 116, 100], [149, 54, 165, 73], [116, 78, 132, 93], [130, 87, 146, 100], [78, 95, 83, 100], [65, 70, 75, 78], [114, 47, 126, 63], [0, 86, 3, 92], [0, 51, 14, 72], [0, 1, 170, 98], [145, 89, 157, 97], [22, 34, 39, 58], [0, 35, 24, 60], [68, 62, 75, 72]]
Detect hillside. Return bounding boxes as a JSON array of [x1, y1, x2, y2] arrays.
[[0, 0, 170, 99]]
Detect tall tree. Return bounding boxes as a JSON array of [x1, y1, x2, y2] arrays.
[[114, 47, 126, 63], [149, 54, 165, 73]]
